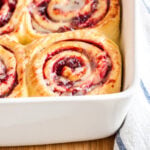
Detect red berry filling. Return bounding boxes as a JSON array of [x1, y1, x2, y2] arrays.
[[53, 57, 84, 76], [0, 47, 18, 97], [0, 59, 7, 82], [0, 0, 17, 27]]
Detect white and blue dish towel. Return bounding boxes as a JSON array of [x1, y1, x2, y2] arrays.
[[114, 0, 150, 149]]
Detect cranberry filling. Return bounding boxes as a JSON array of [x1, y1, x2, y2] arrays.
[[0, 59, 7, 82], [0, 47, 18, 98], [53, 57, 84, 76], [51, 57, 84, 89], [36, 0, 50, 18], [71, 0, 98, 28], [99, 61, 112, 83], [0, 74, 18, 98], [0, 0, 17, 27]]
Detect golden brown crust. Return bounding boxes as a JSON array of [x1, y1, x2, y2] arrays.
[[0, 36, 28, 97], [95, 0, 120, 44], [26, 30, 121, 96], [17, 0, 120, 44]]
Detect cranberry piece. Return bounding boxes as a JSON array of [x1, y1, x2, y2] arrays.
[[57, 26, 70, 33], [0, 0, 17, 27], [8, 0, 17, 10], [0, 1, 3, 8], [36, 0, 50, 19], [66, 57, 82, 68], [71, 0, 98, 28], [72, 14, 90, 28], [0, 14, 11, 27], [99, 62, 111, 79], [65, 81, 73, 88], [91, 0, 98, 12], [0, 59, 6, 82], [57, 81, 64, 86], [37, 1, 48, 15], [53, 57, 84, 76], [57, 81, 73, 89], [55, 59, 65, 76], [72, 89, 78, 95]]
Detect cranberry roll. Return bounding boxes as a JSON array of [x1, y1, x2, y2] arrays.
[[0, 0, 24, 37], [0, 36, 27, 98], [22, 0, 120, 44], [26, 30, 121, 97]]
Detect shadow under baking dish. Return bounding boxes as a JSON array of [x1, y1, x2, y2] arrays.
[[0, 0, 137, 146]]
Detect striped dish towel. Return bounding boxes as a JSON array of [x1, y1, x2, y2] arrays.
[[114, 0, 150, 149]]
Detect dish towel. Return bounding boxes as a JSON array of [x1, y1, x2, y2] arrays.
[[114, 0, 150, 150]]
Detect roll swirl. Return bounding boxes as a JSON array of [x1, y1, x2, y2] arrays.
[[22, 0, 120, 44], [26, 31, 121, 96], [0, 0, 24, 36], [0, 36, 27, 97]]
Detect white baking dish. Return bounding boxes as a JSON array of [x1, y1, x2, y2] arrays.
[[0, 0, 136, 146]]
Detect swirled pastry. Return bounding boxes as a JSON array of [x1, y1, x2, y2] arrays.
[[0, 0, 24, 37], [20, 0, 120, 44], [26, 30, 121, 96], [0, 36, 27, 97]]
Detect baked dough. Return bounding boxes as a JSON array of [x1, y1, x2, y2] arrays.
[[0, 36, 28, 97], [26, 30, 121, 96], [0, 1, 121, 98], [0, 0, 24, 38], [18, 0, 120, 44]]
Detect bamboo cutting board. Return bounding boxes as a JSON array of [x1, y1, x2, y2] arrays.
[[0, 136, 114, 150]]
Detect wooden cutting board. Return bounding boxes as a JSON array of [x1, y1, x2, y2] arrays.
[[0, 136, 114, 150]]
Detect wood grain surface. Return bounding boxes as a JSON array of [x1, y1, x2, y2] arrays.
[[0, 136, 114, 150]]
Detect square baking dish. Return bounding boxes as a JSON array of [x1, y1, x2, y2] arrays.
[[0, 0, 136, 146]]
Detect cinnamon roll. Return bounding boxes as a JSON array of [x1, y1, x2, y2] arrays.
[[26, 31, 121, 96], [0, 36, 27, 98], [22, 0, 120, 44], [0, 0, 24, 37]]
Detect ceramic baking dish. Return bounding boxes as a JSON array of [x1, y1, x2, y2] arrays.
[[0, 0, 136, 146]]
